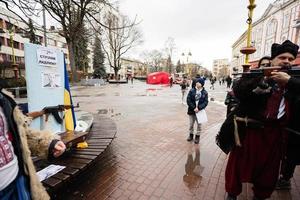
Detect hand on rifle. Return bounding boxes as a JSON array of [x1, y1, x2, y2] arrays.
[[53, 141, 66, 158], [270, 71, 291, 86]]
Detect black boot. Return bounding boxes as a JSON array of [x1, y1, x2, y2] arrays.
[[226, 194, 237, 200], [194, 135, 200, 144], [187, 134, 193, 142]]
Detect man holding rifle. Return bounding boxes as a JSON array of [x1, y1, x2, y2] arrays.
[[225, 40, 299, 200]]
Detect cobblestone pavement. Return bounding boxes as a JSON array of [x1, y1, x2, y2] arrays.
[[60, 80, 300, 200]]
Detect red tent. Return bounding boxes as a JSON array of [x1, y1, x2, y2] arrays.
[[147, 72, 170, 84]]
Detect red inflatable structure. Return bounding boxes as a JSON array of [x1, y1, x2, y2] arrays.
[[147, 72, 170, 84]]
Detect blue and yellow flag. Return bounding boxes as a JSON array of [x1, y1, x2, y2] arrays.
[[64, 59, 76, 131]]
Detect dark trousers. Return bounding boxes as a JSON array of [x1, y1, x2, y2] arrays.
[[281, 146, 300, 180], [0, 175, 31, 200]]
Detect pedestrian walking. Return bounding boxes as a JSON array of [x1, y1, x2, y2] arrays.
[[225, 75, 232, 89], [0, 88, 66, 200], [180, 77, 189, 103], [169, 77, 173, 87], [131, 76, 134, 84], [186, 78, 208, 144], [225, 40, 299, 200], [209, 77, 216, 90]]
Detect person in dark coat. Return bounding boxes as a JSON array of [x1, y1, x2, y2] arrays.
[[225, 76, 232, 88], [225, 40, 299, 200], [186, 78, 208, 144], [272, 71, 300, 190]]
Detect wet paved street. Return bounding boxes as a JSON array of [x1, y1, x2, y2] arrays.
[[60, 80, 300, 200]]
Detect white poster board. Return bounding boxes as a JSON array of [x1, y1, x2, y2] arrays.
[[25, 44, 65, 133]]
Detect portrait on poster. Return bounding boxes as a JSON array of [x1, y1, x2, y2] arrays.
[[42, 72, 61, 88]]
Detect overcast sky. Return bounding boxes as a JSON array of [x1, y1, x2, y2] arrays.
[[119, 0, 275, 69]]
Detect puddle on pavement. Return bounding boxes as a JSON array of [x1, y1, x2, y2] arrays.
[[146, 88, 157, 91], [146, 88, 158, 96], [183, 146, 204, 189], [98, 108, 122, 117], [94, 93, 106, 97], [72, 94, 91, 97], [98, 109, 108, 114], [135, 93, 147, 96]]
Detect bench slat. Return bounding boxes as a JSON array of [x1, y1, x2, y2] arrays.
[[60, 167, 79, 175], [43, 177, 62, 188], [76, 148, 105, 152], [71, 154, 97, 160], [52, 172, 70, 181], [73, 150, 103, 156]]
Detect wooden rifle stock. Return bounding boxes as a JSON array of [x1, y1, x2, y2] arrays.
[[27, 110, 45, 120]]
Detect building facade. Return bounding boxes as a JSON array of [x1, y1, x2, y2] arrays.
[[232, 0, 300, 72], [212, 59, 230, 78], [120, 58, 148, 79], [0, 6, 69, 78]]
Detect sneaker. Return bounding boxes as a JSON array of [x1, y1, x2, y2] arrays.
[[226, 194, 237, 200], [275, 177, 291, 190]]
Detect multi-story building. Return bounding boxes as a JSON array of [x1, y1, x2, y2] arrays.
[[212, 59, 230, 78], [232, 0, 300, 71], [0, 6, 69, 78], [120, 58, 148, 79]]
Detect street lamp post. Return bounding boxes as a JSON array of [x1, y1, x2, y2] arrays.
[[240, 0, 256, 72], [9, 27, 19, 79]]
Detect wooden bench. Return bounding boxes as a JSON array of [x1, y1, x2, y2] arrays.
[[34, 115, 117, 196]]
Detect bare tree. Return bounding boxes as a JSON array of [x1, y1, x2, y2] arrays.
[[101, 11, 143, 80], [1, 0, 113, 82], [141, 50, 163, 72], [164, 37, 176, 73]]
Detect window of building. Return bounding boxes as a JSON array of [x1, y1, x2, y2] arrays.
[[8, 55, 13, 61], [13, 41, 19, 49], [0, 36, 5, 46], [264, 39, 273, 55], [266, 19, 277, 36], [0, 18, 3, 29], [6, 38, 12, 46], [282, 14, 290, 29], [5, 21, 14, 30]]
